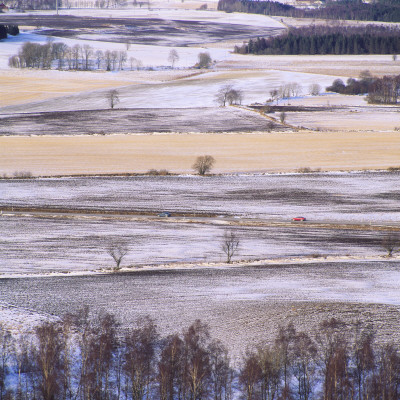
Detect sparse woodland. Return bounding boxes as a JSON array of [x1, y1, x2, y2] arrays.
[[0, 309, 399, 399], [326, 72, 400, 104]]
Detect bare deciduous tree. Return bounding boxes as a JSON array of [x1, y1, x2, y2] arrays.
[[197, 52, 212, 69], [382, 234, 399, 257], [81, 44, 93, 71], [221, 230, 240, 264], [270, 88, 279, 104], [168, 49, 179, 68], [107, 242, 128, 269], [279, 111, 287, 124], [107, 89, 120, 110], [215, 84, 243, 106], [94, 49, 103, 70], [309, 83, 321, 96], [192, 155, 215, 176], [118, 50, 127, 70]]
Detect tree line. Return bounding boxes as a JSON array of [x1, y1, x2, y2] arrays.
[[8, 41, 213, 71], [234, 25, 400, 55], [0, 307, 399, 399], [0, 24, 19, 40], [327, 71, 400, 104], [8, 41, 132, 71], [217, 0, 400, 23]]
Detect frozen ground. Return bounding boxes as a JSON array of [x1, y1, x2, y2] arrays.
[[2, 173, 400, 223], [1, 263, 400, 357], [0, 214, 389, 273], [0, 67, 341, 112], [0, 107, 285, 135], [0, 172, 399, 273]]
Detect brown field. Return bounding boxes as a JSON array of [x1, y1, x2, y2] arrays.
[[1, 131, 400, 176]]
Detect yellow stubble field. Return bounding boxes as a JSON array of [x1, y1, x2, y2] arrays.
[[1, 131, 399, 176]]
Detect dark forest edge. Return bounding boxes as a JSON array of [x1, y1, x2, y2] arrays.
[[234, 25, 400, 55], [0, 308, 399, 399], [218, 0, 400, 23], [0, 24, 19, 39]]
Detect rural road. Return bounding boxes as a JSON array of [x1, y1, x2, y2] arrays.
[[1, 206, 399, 232]]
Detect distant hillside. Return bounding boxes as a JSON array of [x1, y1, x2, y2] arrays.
[[218, 0, 400, 23]]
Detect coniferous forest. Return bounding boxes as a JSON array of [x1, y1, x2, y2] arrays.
[[234, 25, 400, 55], [218, 0, 400, 23], [0, 309, 399, 399]]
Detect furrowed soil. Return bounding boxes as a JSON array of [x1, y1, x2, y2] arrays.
[[0, 107, 285, 135], [1, 264, 400, 359]]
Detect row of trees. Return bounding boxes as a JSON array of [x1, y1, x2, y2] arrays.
[[8, 41, 212, 71], [218, 0, 400, 23], [0, 310, 399, 400], [326, 71, 400, 104], [8, 41, 132, 71], [234, 25, 400, 55]]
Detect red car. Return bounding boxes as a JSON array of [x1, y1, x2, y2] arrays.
[[292, 216, 306, 221]]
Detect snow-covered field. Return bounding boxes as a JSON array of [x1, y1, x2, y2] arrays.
[[2, 173, 399, 223], [1, 172, 399, 273], [1, 262, 400, 357], [1, 2, 400, 352]]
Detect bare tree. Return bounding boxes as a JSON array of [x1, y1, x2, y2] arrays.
[[221, 230, 240, 264], [94, 50, 103, 70], [309, 83, 321, 96], [107, 242, 128, 269], [118, 50, 127, 70], [269, 88, 279, 104], [81, 44, 93, 70], [279, 111, 287, 124], [111, 50, 118, 71], [123, 316, 159, 400], [168, 49, 179, 68], [192, 155, 215, 176], [107, 89, 120, 110], [215, 84, 233, 107], [382, 234, 399, 257], [215, 84, 243, 106], [197, 52, 212, 69], [104, 50, 112, 71], [32, 322, 63, 400]]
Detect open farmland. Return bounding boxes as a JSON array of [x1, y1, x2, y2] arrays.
[[0, 107, 285, 135], [0, 14, 284, 46], [1, 131, 400, 175], [1, 0, 400, 369], [1, 263, 400, 358], [1, 173, 400, 273]]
